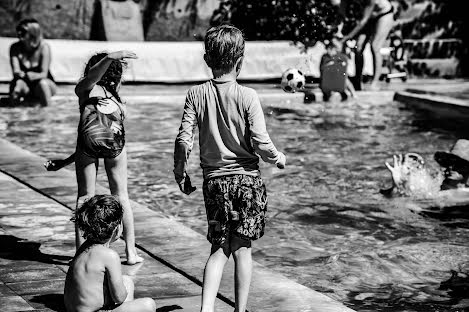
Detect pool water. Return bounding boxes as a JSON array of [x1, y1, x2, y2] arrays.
[[1, 90, 469, 312]]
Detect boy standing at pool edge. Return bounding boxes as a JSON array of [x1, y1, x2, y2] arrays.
[[174, 25, 286, 312]]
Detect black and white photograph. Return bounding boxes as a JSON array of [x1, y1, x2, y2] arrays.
[[0, 0, 468, 311]]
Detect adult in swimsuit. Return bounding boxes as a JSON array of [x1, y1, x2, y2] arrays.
[[338, 0, 395, 90], [9, 18, 56, 106]]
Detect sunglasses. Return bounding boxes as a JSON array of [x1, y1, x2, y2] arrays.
[[17, 29, 27, 38]]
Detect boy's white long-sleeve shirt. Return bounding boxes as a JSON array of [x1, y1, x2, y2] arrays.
[[174, 79, 283, 180]]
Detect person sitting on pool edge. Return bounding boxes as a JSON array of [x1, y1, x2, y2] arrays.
[[381, 139, 469, 197], [8, 18, 56, 106]]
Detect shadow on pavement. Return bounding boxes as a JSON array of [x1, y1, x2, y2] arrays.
[[30, 293, 65, 312], [0, 235, 72, 265], [156, 305, 183, 311]]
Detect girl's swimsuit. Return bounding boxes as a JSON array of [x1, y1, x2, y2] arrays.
[[77, 86, 125, 158]]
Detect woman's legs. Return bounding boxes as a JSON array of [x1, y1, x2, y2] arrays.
[[201, 243, 230, 312], [369, 13, 394, 88], [353, 34, 369, 91], [75, 149, 98, 249], [104, 147, 142, 264], [33, 78, 57, 106], [231, 237, 252, 312]]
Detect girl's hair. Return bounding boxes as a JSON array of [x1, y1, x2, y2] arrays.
[[73, 195, 123, 242], [204, 25, 245, 73], [83, 53, 126, 102], [16, 18, 43, 48]]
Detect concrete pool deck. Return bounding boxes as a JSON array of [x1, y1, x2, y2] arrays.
[[0, 138, 355, 312]]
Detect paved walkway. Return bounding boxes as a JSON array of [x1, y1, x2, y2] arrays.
[[0, 172, 233, 312], [0, 138, 355, 312]]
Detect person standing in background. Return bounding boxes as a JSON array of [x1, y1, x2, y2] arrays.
[[337, 0, 395, 90]]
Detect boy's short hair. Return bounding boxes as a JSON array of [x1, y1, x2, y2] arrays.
[[74, 195, 123, 242], [204, 25, 245, 73]]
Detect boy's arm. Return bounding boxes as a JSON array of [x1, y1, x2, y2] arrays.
[[247, 92, 285, 168], [345, 78, 357, 98], [174, 91, 198, 194], [104, 250, 128, 305]]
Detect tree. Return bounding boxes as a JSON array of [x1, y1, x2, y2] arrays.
[[230, 0, 341, 47]]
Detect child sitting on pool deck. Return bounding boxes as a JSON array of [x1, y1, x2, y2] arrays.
[[174, 25, 286, 312], [64, 195, 156, 312]]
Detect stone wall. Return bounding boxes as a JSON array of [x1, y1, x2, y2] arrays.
[[0, 0, 217, 41], [0, 0, 94, 40]]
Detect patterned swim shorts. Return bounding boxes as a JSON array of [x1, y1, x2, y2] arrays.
[[202, 174, 268, 245]]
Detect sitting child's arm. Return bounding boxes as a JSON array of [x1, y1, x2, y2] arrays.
[[44, 152, 76, 171], [247, 91, 286, 169], [104, 250, 128, 306]]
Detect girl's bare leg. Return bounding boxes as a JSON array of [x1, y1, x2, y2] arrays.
[[201, 244, 230, 312], [231, 237, 252, 312], [104, 147, 142, 264], [75, 149, 98, 250], [370, 13, 394, 89]]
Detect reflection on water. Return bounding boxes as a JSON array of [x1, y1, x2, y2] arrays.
[[1, 91, 469, 311]]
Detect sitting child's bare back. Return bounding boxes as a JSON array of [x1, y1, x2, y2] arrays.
[[64, 195, 155, 312], [64, 243, 124, 312]]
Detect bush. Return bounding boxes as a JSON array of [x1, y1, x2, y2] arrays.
[[230, 0, 341, 47]]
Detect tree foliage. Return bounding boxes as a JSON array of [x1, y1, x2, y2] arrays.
[[230, 0, 341, 47]]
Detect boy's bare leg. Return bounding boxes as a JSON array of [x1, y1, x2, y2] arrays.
[[346, 78, 357, 98], [75, 150, 98, 250], [201, 244, 230, 312], [231, 237, 252, 312], [104, 148, 143, 265], [122, 275, 135, 301]]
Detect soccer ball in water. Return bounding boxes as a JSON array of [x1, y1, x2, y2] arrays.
[[281, 68, 306, 93]]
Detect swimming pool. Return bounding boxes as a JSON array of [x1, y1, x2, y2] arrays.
[[1, 89, 468, 311]]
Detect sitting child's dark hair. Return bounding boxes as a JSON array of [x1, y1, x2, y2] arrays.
[[83, 53, 125, 102], [74, 195, 123, 242], [204, 25, 244, 73]]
